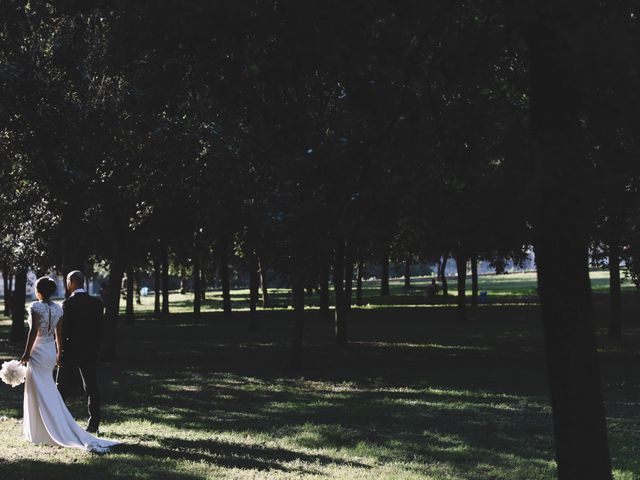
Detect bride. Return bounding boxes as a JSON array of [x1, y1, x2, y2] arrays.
[[19, 276, 119, 453]]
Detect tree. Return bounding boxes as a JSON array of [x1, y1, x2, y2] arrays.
[[529, 1, 612, 477]]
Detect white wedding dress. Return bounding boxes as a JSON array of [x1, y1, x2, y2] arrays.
[[23, 300, 119, 452]]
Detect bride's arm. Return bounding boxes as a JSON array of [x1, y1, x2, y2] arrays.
[[20, 306, 39, 365], [55, 317, 64, 365]]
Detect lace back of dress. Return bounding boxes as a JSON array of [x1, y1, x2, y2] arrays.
[[37, 302, 56, 339], [46, 304, 53, 336]]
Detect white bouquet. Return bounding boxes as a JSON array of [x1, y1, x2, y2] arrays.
[[0, 360, 27, 387]]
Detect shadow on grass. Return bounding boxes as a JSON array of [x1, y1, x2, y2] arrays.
[[103, 370, 556, 465], [1, 300, 639, 479], [0, 457, 204, 480], [116, 436, 369, 471]]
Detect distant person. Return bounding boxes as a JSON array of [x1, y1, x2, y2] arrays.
[[426, 279, 440, 299], [19, 274, 118, 452]]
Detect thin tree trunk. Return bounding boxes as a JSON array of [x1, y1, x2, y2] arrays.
[[258, 256, 269, 308], [356, 260, 364, 306], [291, 274, 305, 369], [209, 260, 217, 289], [8, 274, 14, 319], [440, 256, 449, 296], [249, 251, 259, 331], [153, 254, 161, 316], [219, 237, 232, 315], [334, 240, 347, 344], [200, 268, 207, 300], [125, 266, 134, 325], [344, 249, 354, 313], [319, 263, 330, 319], [3, 266, 11, 317], [380, 252, 390, 296], [404, 256, 411, 289], [60, 207, 89, 298], [102, 252, 125, 361], [608, 242, 621, 340], [161, 245, 170, 315], [135, 270, 141, 305], [471, 255, 479, 306], [530, 5, 612, 476], [180, 269, 187, 294], [193, 254, 201, 317], [10, 269, 26, 343], [456, 254, 467, 321]]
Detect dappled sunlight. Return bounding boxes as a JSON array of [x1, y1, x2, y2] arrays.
[[0, 304, 639, 479], [88, 366, 559, 478]]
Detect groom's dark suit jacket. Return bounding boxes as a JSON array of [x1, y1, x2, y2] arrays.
[[61, 292, 104, 363]]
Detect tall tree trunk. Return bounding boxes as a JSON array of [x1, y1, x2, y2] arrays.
[[334, 240, 347, 344], [608, 242, 621, 340], [440, 256, 449, 296], [319, 263, 330, 319], [153, 254, 161, 316], [10, 269, 26, 343], [471, 255, 479, 306], [535, 228, 611, 479], [135, 270, 142, 305], [249, 251, 259, 331], [102, 252, 125, 361], [161, 245, 170, 315], [356, 260, 364, 306], [258, 256, 269, 308], [3, 266, 11, 317], [200, 267, 207, 300], [193, 254, 201, 317], [291, 274, 305, 369], [209, 260, 217, 289], [344, 249, 354, 313], [380, 252, 390, 296], [60, 214, 85, 299], [180, 268, 187, 295], [404, 256, 411, 290], [219, 237, 232, 316], [125, 266, 134, 325], [530, 5, 612, 477], [456, 254, 467, 322]]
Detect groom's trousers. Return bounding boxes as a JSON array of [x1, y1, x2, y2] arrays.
[[57, 359, 101, 430]]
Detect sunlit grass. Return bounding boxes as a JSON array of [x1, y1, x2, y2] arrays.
[[119, 269, 634, 315], [0, 301, 638, 479]]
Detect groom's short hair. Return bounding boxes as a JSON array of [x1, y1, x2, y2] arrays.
[[67, 270, 84, 287]]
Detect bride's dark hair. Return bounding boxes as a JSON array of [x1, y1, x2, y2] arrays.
[[35, 277, 57, 301]]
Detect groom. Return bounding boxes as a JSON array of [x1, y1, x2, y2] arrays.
[[57, 270, 104, 433]]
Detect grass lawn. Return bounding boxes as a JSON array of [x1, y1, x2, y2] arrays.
[[121, 269, 635, 315], [0, 287, 638, 479]]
